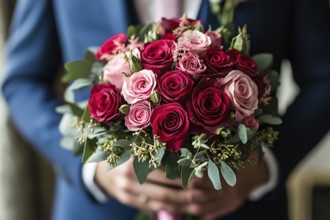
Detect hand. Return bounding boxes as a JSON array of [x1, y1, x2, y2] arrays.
[[95, 159, 205, 215], [184, 150, 269, 220]]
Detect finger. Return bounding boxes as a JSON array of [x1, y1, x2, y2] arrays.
[[198, 197, 245, 220], [146, 169, 182, 188], [115, 187, 183, 215]]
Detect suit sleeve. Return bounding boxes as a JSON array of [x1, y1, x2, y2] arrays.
[[272, 0, 330, 194], [1, 0, 83, 187]]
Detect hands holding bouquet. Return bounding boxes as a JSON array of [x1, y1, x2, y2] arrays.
[[58, 2, 281, 219]]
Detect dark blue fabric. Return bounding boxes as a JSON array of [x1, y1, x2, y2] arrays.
[[2, 0, 330, 219]]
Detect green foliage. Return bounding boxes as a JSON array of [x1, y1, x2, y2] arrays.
[[253, 53, 273, 72], [82, 138, 97, 163], [181, 166, 194, 189], [84, 47, 98, 62], [165, 152, 181, 179], [208, 160, 222, 190], [238, 124, 247, 144], [86, 150, 109, 163], [133, 156, 154, 184], [267, 70, 280, 92], [62, 60, 92, 83], [259, 114, 282, 125], [220, 160, 236, 186]]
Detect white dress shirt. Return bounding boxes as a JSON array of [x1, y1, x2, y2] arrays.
[[82, 0, 278, 203]]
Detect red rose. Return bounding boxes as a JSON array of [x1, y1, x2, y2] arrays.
[[204, 49, 233, 78], [252, 74, 268, 99], [150, 103, 189, 152], [187, 78, 231, 133], [161, 33, 177, 41], [236, 53, 257, 70], [88, 84, 122, 124], [141, 40, 173, 75], [157, 70, 194, 104], [96, 33, 127, 61], [226, 49, 258, 77]]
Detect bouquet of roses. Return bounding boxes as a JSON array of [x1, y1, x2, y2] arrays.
[[57, 2, 281, 219]]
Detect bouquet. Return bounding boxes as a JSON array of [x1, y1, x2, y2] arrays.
[[58, 2, 281, 219]]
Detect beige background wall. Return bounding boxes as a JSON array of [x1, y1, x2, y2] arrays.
[[0, 2, 54, 220]]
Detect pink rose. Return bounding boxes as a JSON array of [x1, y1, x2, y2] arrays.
[[103, 53, 130, 90], [204, 49, 233, 78], [205, 31, 222, 49], [157, 70, 194, 104], [141, 40, 174, 76], [150, 103, 190, 152], [218, 70, 259, 121], [176, 52, 206, 79], [177, 30, 211, 54], [125, 100, 153, 131], [96, 33, 127, 61], [122, 69, 157, 104], [88, 84, 122, 124], [242, 116, 259, 130], [187, 78, 231, 134]]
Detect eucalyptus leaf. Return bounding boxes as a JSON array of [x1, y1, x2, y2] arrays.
[[86, 150, 110, 163], [107, 150, 132, 170], [64, 88, 75, 103], [267, 70, 280, 92], [55, 105, 71, 114], [165, 152, 180, 179], [73, 140, 84, 156], [84, 47, 98, 62], [238, 124, 247, 144], [63, 60, 92, 83], [220, 160, 236, 187], [68, 78, 93, 91], [259, 114, 282, 125], [253, 53, 273, 72], [177, 158, 192, 167], [180, 148, 191, 157], [60, 136, 76, 151], [114, 139, 131, 149], [82, 138, 97, 163], [181, 167, 194, 189], [155, 148, 165, 165], [133, 157, 153, 184], [67, 102, 84, 117], [82, 106, 91, 122], [208, 160, 222, 190]]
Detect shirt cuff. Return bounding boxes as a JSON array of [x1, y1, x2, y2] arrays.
[[248, 146, 279, 201], [82, 162, 109, 203]]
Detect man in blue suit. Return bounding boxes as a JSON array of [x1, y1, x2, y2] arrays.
[[2, 0, 330, 219]]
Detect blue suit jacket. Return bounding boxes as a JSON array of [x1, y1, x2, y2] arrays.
[[2, 0, 330, 219]]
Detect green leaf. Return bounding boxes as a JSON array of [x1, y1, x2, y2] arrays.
[[133, 157, 153, 184], [63, 60, 92, 83], [267, 70, 280, 92], [259, 114, 282, 125], [55, 105, 71, 114], [82, 138, 97, 163], [238, 124, 247, 144], [208, 160, 222, 190], [84, 47, 98, 62], [253, 53, 273, 72], [106, 150, 132, 170], [220, 161, 236, 187], [73, 141, 84, 156], [68, 78, 93, 91], [82, 106, 91, 122], [177, 158, 192, 167], [225, 133, 241, 144], [86, 150, 109, 163], [180, 148, 191, 157], [67, 102, 84, 117], [114, 139, 131, 150], [165, 152, 180, 179], [181, 167, 194, 189], [155, 148, 165, 165]]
